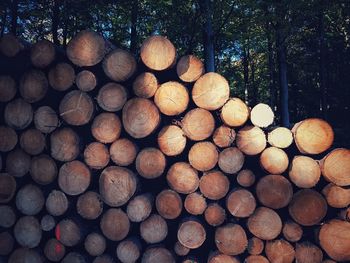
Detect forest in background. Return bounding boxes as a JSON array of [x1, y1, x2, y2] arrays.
[[0, 0, 349, 146]]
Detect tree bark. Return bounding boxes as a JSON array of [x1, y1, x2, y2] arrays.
[[10, 0, 18, 35], [201, 0, 215, 72], [130, 0, 138, 54], [52, 0, 60, 45]]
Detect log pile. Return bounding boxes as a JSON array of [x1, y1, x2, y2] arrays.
[[0, 30, 350, 263]]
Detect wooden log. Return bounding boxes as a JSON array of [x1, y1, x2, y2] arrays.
[[141, 247, 175, 263], [76, 191, 103, 220], [123, 98, 160, 138], [207, 251, 240, 263], [204, 203, 226, 226], [247, 207, 282, 240], [61, 252, 86, 263], [265, 239, 295, 263], [282, 221, 303, 242], [0, 33, 24, 57], [192, 72, 230, 110], [236, 169, 255, 187], [30, 39, 55, 68], [59, 90, 94, 126], [133, 72, 158, 98], [0, 231, 14, 256], [339, 207, 350, 222], [84, 142, 110, 170], [4, 98, 33, 130], [46, 190, 68, 216], [289, 189, 327, 226], [103, 49, 137, 82], [84, 232, 106, 256], [48, 62, 75, 91], [127, 194, 153, 222], [6, 148, 31, 177], [19, 128, 45, 155], [267, 127, 293, 149], [99, 166, 137, 207], [97, 82, 127, 112], [136, 147, 166, 179], [176, 55, 204, 82], [40, 215, 56, 231], [214, 223, 247, 255], [20, 69, 48, 102], [91, 112, 121, 144], [94, 254, 114, 263], [256, 174, 293, 209], [0, 173, 16, 203], [292, 118, 334, 154], [0, 75, 16, 102], [0, 205, 16, 228], [174, 241, 190, 256], [322, 183, 350, 208], [14, 216, 42, 248], [55, 219, 81, 247], [0, 126, 18, 152], [167, 162, 199, 194], [50, 127, 80, 161], [250, 103, 274, 128], [154, 81, 189, 116], [218, 147, 244, 174], [199, 170, 229, 200], [289, 155, 321, 188], [116, 239, 141, 263], [236, 125, 267, 155], [247, 237, 264, 255], [184, 192, 207, 215], [44, 238, 65, 262], [295, 242, 323, 263], [182, 258, 199, 263], [30, 154, 57, 185], [16, 184, 44, 215], [140, 35, 176, 71], [158, 125, 186, 156], [140, 214, 168, 243], [178, 220, 206, 249], [110, 138, 137, 166], [220, 98, 250, 127], [226, 189, 256, 218], [260, 147, 289, 174], [181, 108, 215, 141], [76, 70, 97, 92], [9, 248, 42, 263], [67, 29, 106, 67], [212, 125, 236, 148], [320, 148, 350, 186], [34, 106, 59, 134], [156, 189, 182, 219], [100, 208, 130, 241], [189, 141, 218, 172]]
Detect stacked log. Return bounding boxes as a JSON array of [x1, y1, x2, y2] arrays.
[[0, 31, 349, 263]]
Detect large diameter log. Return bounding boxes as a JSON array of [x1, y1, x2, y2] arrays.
[[247, 237, 264, 255], [177, 55, 204, 82], [226, 189, 256, 218], [158, 125, 186, 156], [6, 149, 31, 177], [0, 33, 24, 57], [9, 248, 42, 263], [245, 255, 269, 263], [99, 166, 137, 207], [76, 70, 97, 92], [16, 184, 44, 215], [136, 147, 166, 179], [14, 216, 42, 248], [110, 138, 137, 166], [289, 189, 327, 226], [184, 192, 207, 215], [236, 169, 255, 187], [320, 148, 350, 186], [141, 35, 176, 71], [267, 127, 293, 149], [19, 69, 48, 103], [289, 155, 321, 188], [215, 223, 247, 255], [208, 251, 240, 263], [84, 142, 110, 170], [46, 190, 68, 216], [178, 220, 206, 249], [260, 147, 289, 174], [92, 113, 121, 143], [265, 239, 295, 263], [133, 72, 158, 98], [48, 62, 75, 91], [189, 141, 218, 172], [30, 39, 55, 68], [142, 247, 175, 263], [77, 191, 103, 220], [250, 103, 274, 128], [4, 98, 33, 130], [0, 205, 16, 228], [50, 127, 80, 161], [322, 183, 350, 208], [0, 231, 14, 256], [122, 98, 160, 138], [0, 75, 16, 102], [100, 208, 130, 241], [140, 214, 168, 244], [67, 29, 106, 66], [20, 128, 45, 155], [156, 189, 182, 219], [199, 170, 229, 200], [127, 194, 153, 222], [44, 238, 65, 262], [220, 98, 250, 127], [218, 147, 244, 174], [212, 125, 236, 148], [319, 219, 350, 261], [292, 118, 334, 154], [0, 173, 16, 203], [236, 125, 267, 155], [247, 207, 282, 240], [167, 162, 199, 194], [204, 203, 226, 226], [295, 242, 323, 263], [30, 154, 57, 185], [103, 49, 137, 82], [0, 126, 17, 152], [84, 232, 106, 256], [116, 239, 141, 263], [34, 106, 59, 134], [182, 108, 215, 141], [282, 221, 303, 242], [97, 82, 127, 112], [55, 219, 81, 247]]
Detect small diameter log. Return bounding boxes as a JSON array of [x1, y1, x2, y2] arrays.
[[100, 208, 130, 241], [103, 49, 137, 82], [208, 251, 240, 263], [174, 241, 190, 256], [247, 237, 264, 255], [183, 258, 199, 263], [283, 221, 303, 242], [268, 127, 293, 149], [58, 161, 91, 196], [0, 205, 16, 228], [295, 242, 323, 263], [167, 162, 199, 194], [46, 190, 68, 216], [44, 238, 65, 262], [67, 29, 106, 67], [141, 35, 176, 71], [0, 231, 14, 256], [127, 194, 153, 222], [84, 142, 110, 169], [123, 98, 160, 138], [176, 54, 204, 82], [9, 248, 42, 263], [322, 183, 350, 208], [6, 149, 31, 177], [319, 219, 350, 262], [156, 189, 182, 219], [48, 62, 75, 91], [158, 125, 186, 156], [142, 247, 175, 263], [192, 72, 230, 110], [30, 39, 55, 68], [292, 118, 334, 154], [184, 192, 207, 215], [218, 147, 244, 174], [199, 170, 229, 200], [215, 223, 247, 255], [20, 69, 48, 102], [110, 138, 137, 166], [30, 154, 57, 185], [247, 207, 282, 240], [320, 148, 350, 186], [0, 33, 24, 57], [189, 141, 218, 172], [181, 108, 215, 141], [212, 125, 236, 148], [41, 215, 56, 231], [97, 82, 127, 112], [14, 216, 42, 248], [260, 147, 289, 174], [226, 189, 256, 218], [16, 184, 44, 215], [140, 214, 168, 244], [133, 72, 158, 98], [94, 255, 114, 263], [256, 174, 293, 209], [4, 98, 33, 130], [204, 203, 226, 226], [289, 189, 327, 226], [237, 169, 255, 187], [0, 75, 16, 102], [84, 232, 106, 256], [99, 166, 137, 207], [76, 70, 97, 92], [20, 128, 45, 155], [62, 252, 86, 263], [289, 155, 321, 188], [154, 81, 189, 116], [50, 127, 80, 162], [220, 98, 250, 127], [250, 103, 274, 128], [59, 90, 94, 126], [55, 219, 81, 247], [265, 239, 295, 263], [0, 173, 16, 203], [339, 207, 350, 222], [0, 126, 17, 152], [178, 220, 206, 249], [77, 191, 103, 220], [34, 106, 58, 133], [136, 147, 166, 179], [116, 239, 141, 263], [92, 113, 122, 143], [236, 126, 267, 155]]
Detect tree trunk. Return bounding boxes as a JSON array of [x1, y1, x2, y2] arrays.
[[10, 0, 18, 35], [52, 0, 60, 45], [0, 7, 8, 37], [243, 46, 249, 104], [201, 0, 215, 72], [266, 21, 276, 112], [319, 3, 328, 120], [130, 0, 138, 54]]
